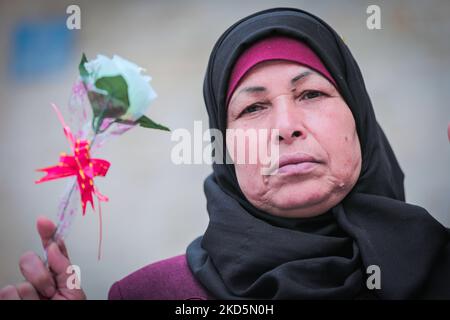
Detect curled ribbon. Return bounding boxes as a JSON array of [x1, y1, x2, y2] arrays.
[[35, 104, 110, 213], [35, 103, 110, 259]]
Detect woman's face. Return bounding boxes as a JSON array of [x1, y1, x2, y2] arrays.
[[226, 60, 362, 218]]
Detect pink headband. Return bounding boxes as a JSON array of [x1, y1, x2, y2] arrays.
[[226, 35, 336, 105]]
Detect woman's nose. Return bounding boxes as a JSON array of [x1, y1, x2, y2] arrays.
[[277, 129, 303, 144], [273, 99, 305, 144]]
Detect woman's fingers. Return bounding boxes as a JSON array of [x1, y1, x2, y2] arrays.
[[16, 282, 40, 300], [34, 217, 85, 299], [36, 216, 57, 249], [47, 242, 86, 300], [17, 242, 85, 300], [19, 251, 55, 298], [0, 217, 82, 301], [0, 285, 21, 300], [37, 216, 69, 259], [47, 242, 71, 276], [55, 237, 69, 259]]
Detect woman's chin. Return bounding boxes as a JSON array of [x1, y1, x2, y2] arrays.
[[266, 188, 333, 218]]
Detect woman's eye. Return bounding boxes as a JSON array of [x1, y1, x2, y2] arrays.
[[300, 90, 325, 100], [240, 104, 264, 116]]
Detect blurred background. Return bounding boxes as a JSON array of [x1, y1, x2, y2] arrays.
[[0, 0, 449, 299]]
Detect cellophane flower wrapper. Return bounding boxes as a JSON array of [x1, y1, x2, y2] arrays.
[[54, 78, 135, 240], [37, 54, 169, 259]]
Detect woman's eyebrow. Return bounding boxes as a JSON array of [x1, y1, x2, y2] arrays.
[[290, 71, 314, 86], [237, 86, 267, 96], [228, 86, 265, 106], [230, 86, 266, 105], [233, 70, 315, 101]]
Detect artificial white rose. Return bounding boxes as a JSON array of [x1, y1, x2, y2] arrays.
[[83, 54, 157, 122]]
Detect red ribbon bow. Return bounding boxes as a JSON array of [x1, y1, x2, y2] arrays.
[[35, 104, 110, 215]]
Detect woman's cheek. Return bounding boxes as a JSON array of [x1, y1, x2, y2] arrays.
[[227, 117, 273, 165], [235, 163, 267, 200], [312, 102, 361, 181]]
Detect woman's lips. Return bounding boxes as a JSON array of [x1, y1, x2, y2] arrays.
[[271, 152, 322, 175], [277, 161, 319, 175]]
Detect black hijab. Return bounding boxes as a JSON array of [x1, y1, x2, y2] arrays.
[[186, 7, 450, 299]]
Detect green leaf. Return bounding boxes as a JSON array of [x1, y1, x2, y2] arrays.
[[95, 75, 130, 109], [136, 115, 170, 132], [94, 75, 130, 107], [88, 91, 128, 119], [79, 53, 89, 78]]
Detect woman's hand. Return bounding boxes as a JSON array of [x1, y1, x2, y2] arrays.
[[0, 217, 86, 300]]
